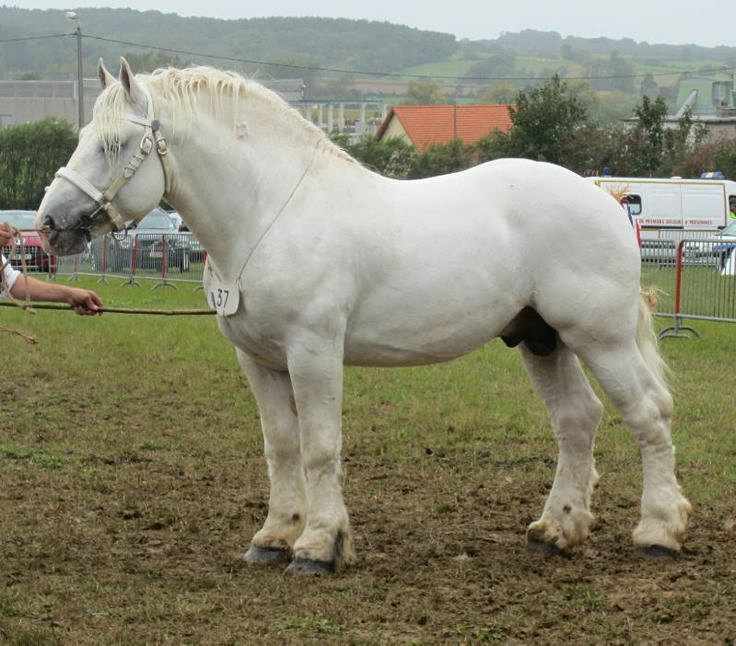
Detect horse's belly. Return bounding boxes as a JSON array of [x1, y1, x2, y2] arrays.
[[343, 295, 514, 367]]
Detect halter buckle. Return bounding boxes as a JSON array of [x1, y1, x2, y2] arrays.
[[155, 135, 169, 156], [140, 135, 153, 155]]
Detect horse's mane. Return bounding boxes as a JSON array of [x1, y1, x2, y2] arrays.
[[93, 66, 351, 162]]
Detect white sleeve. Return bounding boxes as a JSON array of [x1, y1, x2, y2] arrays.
[[1, 254, 21, 297]]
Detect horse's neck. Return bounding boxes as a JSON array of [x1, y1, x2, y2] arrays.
[[166, 118, 324, 278]]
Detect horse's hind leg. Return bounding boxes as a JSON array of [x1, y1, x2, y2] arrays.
[[236, 350, 307, 565], [521, 343, 604, 553], [579, 339, 691, 554]]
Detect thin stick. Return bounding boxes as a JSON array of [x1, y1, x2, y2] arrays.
[[4, 229, 214, 316], [0, 301, 215, 316]]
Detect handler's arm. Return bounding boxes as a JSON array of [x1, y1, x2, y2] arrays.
[[10, 274, 103, 315]]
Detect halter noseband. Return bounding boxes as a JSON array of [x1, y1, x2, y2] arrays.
[[53, 83, 173, 234]]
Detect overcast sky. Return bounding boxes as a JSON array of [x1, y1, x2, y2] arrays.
[[11, 0, 736, 48]]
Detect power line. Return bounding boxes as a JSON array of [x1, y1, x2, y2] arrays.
[[0, 33, 70, 44]]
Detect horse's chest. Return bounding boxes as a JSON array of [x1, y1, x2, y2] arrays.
[[216, 308, 290, 369]]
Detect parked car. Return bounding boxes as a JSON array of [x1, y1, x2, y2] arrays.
[[89, 207, 191, 273], [690, 220, 736, 268], [175, 214, 205, 263], [0, 209, 57, 273]]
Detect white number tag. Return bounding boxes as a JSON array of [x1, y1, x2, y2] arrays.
[[207, 282, 239, 316]]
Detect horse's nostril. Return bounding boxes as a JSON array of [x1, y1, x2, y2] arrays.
[[42, 214, 56, 230]]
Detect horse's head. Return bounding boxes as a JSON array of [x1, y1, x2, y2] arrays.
[[37, 58, 169, 256]]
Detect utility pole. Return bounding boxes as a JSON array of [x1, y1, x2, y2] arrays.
[[66, 12, 84, 130]]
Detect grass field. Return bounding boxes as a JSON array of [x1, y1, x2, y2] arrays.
[[1, 275, 735, 643]]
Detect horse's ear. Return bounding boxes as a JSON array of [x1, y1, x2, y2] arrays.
[[119, 57, 146, 110], [97, 58, 116, 89]]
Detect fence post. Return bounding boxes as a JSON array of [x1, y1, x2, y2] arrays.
[[194, 250, 206, 292], [658, 240, 700, 339], [67, 254, 80, 282], [121, 235, 140, 287], [153, 234, 174, 289], [46, 248, 56, 281], [97, 236, 109, 283], [45, 250, 56, 281]]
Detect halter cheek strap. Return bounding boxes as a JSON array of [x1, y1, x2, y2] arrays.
[[54, 84, 173, 232]]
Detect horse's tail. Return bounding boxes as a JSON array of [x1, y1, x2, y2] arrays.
[[636, 287, 669, 388]]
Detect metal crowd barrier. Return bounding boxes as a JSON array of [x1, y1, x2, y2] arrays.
[[52, 232, 205, 288], [655, 238, 736, 339]]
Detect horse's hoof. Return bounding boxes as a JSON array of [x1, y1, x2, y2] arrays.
[[284, 557, 336, 575], [526, 536, 571, 558], [637, 544, 680, 558], [244, 545, 291, 565]]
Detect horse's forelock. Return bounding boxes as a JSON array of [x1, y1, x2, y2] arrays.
[[92, 83, 128, 162]]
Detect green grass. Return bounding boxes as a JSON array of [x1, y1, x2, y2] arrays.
[[2, 270, 734, 501], [399, 58, 482, 78]]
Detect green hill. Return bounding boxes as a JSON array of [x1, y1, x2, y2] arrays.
[[1, 8, 734, 119]]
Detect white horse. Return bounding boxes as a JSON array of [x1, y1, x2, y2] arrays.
[[37, 59, 690, 574]]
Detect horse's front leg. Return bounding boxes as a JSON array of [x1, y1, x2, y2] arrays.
[[284, 331, 355, 574], [237, 350, 307, 566]]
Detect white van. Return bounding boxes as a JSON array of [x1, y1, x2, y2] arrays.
[[590, 176, 736, 237]]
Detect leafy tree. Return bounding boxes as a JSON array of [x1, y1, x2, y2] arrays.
[[476, 83, 517, 104], [409, 139, 476, 178], [406, 80, 447, 105], [475, 129, 511, 162], [332, 134, 417, 179], [621, 95, 704, 177], [584, 51, 635, 93], [495, 75, 588, 165], [465, 53, 516, 80], [629, 94, 668, 175], [0, 118, 76, 209], [670, 138, 736, 179], [712, 143, 736, 180]]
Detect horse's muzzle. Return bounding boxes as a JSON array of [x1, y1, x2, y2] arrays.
[[37, 217, 89, 256]]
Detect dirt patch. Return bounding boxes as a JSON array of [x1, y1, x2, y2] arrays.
[[1, 448, 734, 644]]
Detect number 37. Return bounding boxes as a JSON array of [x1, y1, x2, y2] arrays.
[[210, 288, 229, 310]]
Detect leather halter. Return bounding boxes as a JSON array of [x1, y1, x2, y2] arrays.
[[54, 83, 173, 234]]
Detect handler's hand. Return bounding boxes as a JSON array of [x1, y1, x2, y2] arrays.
[[0, 221, 19, 247], [66, 287, 103, 315]]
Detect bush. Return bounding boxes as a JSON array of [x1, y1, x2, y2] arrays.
[[341, 134, 418, 179], [409, 138, 477, 179], [0, 118, 77, 209]]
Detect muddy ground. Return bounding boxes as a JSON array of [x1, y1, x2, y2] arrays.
[[2, 444, 734, 644]]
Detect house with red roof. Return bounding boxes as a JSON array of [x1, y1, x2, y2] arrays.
[[375, 104, 514, 153]]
